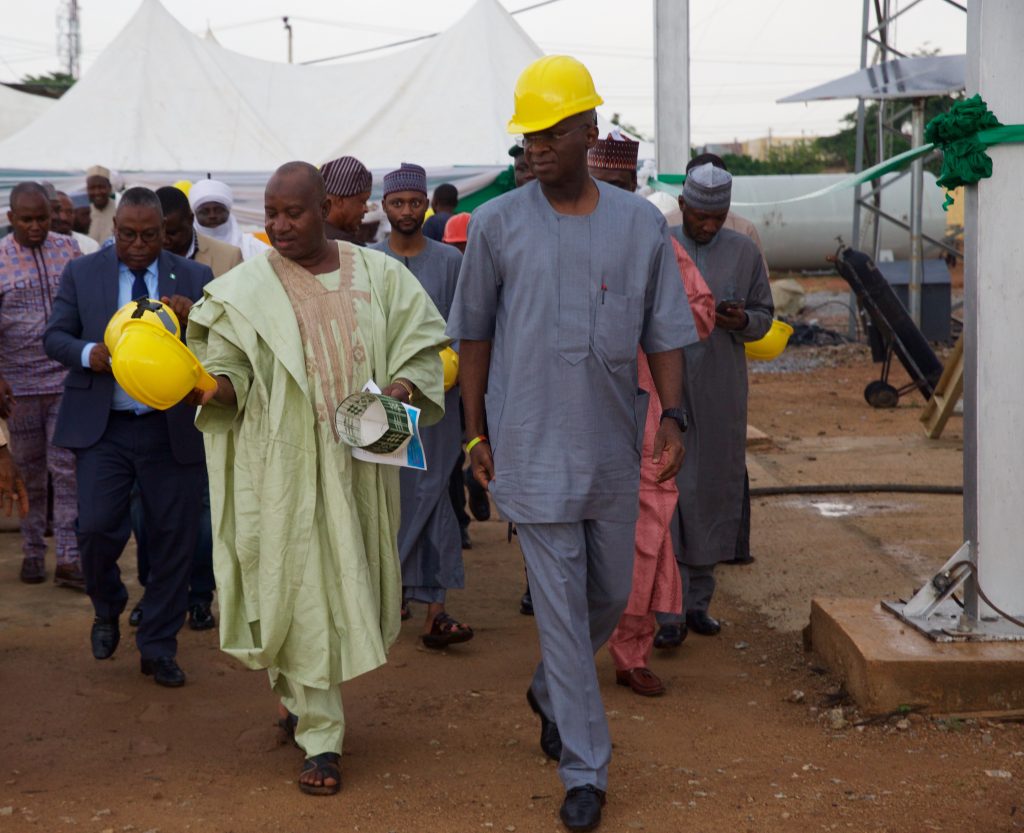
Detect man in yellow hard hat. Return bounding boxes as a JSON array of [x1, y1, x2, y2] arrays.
[[187, 161, 449, 797], [448, 55, 697, 832], [651, 163, 773, 644], [44, 187, 213, 688]]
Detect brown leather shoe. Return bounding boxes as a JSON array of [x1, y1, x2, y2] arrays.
[[19, 558, 45, 584], [54, 562, 86, 592], [615, 666, 666, 697]]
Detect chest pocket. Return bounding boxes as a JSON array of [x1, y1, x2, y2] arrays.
[[593, 289, 643, 371]]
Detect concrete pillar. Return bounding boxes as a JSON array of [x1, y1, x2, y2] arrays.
[[964, 0, 1024, 617], [653, 0, 689, 175]]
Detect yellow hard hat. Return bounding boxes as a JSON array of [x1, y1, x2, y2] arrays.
[[104, 298, 180, 353], [440, 346, 459, 391], [111, 321, 217, 410], [507, 55, 604, 135], [745, 319, 794, 361], [173, 179, 192, 196]]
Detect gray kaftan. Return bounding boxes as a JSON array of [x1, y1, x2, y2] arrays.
[[447, 180, 697, 523], [670, 225, 774, 566], [372, 238, 464, 599]]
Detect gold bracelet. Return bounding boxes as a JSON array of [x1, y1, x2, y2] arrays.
[[394, 379, 415, 402]]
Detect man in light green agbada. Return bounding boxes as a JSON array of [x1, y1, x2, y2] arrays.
[[186, 161, 448, 796]]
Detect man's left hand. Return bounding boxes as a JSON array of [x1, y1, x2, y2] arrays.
[[652, 420, 685, 482], [715, 307, 749, 332], [161, 294, 194, 330]]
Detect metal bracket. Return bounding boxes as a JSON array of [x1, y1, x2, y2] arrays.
[[883, 542, 1024, 642]]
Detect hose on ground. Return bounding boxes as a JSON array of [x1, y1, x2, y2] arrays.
[[750, 483, 962, 497]]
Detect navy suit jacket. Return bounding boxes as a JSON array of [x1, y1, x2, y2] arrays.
[[44, 246, 214, 464]]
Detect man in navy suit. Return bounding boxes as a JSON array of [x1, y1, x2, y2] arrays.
[[44, 187, 214, 687]]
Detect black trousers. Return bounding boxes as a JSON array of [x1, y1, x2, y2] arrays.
[[134, 476, 214, 607], [75, 411, 204, 660]]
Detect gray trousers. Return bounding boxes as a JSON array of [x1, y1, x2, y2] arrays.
[[655, 563, 716, 625], [516, 519, 635, 792]]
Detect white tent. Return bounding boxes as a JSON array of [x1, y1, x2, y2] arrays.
[[0, 84, 54, 141], [0, 0, 640, 173]]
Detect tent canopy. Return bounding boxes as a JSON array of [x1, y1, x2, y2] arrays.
[[0, 0, 643, 173], [0, 84, 54, 141]]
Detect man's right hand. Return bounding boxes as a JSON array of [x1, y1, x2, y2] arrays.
[[0, 376, 13, 419], [0, 447, 29, 518], [469, 441, 494, 491], [89, 344, 112, 374]]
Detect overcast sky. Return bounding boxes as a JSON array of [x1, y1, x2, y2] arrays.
[[0, 0, 967, 145]]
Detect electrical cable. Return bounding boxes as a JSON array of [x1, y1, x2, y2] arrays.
[[750, 483, 962, 497], [945, 560, 1024, 631]]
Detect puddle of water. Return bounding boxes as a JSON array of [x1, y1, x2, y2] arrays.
[[786, 497, 913, 518]]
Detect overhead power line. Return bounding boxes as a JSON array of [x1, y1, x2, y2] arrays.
[[301, 0, 566, 66]]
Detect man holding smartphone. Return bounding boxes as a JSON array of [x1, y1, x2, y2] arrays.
[[657, 162, 774, 640]]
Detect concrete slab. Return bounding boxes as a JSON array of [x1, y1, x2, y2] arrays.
[[810, 597, 1024, 715], [746, 423, 772, 450]]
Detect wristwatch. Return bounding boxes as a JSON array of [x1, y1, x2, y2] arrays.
[[660, 407, 688, 432]]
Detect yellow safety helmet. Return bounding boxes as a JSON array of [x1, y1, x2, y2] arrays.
[[744, 319, 794, 361], [440, 346, 459, 391], [172, 179, 192, 197], [111, 321, 217, 410], [507, 55, 604, 135], [104, 298, 180, 353]]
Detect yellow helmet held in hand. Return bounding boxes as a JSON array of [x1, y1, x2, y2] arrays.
[[507, 55, 604, 135], [111, 321, 216, 410], [440, 346, 459, 391], [745, 319, 794, 361], [104, 298, 179, 353]]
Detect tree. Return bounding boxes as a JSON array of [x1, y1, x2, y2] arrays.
[[19, 71, 76, 98]]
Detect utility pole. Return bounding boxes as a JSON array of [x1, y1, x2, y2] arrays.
[[653, 0, 690, 177], [56, 0, 81, 79], [283, 16, 293, 64]]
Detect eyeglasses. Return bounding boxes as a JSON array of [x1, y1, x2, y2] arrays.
[[514, 123, 591, 149], [384, 197, 426, 211], [116, 228, 162, 244]]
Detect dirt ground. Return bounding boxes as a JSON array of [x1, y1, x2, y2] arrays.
[[5, 322, 1023, 833]]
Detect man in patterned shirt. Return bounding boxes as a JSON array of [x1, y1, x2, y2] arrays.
[[0, 181, 84, 588]]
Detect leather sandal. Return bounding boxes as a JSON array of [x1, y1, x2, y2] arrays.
[[298, 752, 341, 796], [421, 611, 474, 649]]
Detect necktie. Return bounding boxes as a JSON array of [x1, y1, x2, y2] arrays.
[[130, 268, 149, 301]]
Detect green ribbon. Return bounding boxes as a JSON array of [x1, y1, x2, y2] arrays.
[[650, 95, 1024, 211]]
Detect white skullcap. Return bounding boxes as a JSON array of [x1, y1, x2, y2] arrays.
[[189, 178, 234, 211]]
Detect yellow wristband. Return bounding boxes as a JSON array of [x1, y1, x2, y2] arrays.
[[465, 435, 488, 454]]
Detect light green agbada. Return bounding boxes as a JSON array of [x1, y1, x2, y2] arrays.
[[187, 241, 448, 690]]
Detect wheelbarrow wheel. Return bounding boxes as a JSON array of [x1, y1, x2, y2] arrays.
[[864, 380, 899, 409]]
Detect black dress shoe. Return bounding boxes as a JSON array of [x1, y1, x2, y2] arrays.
[[721, 554, 756, 566], [188, 603, 216, 631], [560, 785, 606, 832], [19, 558, 46, 584], [141, 656, 186, 687], [91, 616, 120, 660], [653, 622, 687, 649], [128, 602, 144, 628], [685, 610, 721, 636], [520, 585, 534, 616], [526, 687, 562, 761], [460, 525, 472, 550]]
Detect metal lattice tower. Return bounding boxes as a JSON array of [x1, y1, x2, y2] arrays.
[[56, 0, 81, 79]]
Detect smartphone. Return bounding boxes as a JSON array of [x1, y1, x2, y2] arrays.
[[716, 298, 744, 314]]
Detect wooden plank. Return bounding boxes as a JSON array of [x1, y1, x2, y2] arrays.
[[921, 334, 965, 439]]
